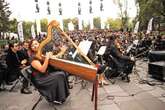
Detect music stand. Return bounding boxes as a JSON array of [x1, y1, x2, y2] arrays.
[[95, 46, 106, 64], [71, 40, 93, 89]]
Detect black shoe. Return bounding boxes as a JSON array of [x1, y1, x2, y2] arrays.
[[21, 89, 32, 94]]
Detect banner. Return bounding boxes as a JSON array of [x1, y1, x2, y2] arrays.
[[31, 25, 36, 39], [133, 21, 140, 34], [68, 22, 74, 31], [17, 22, 24, 42], [36, 19, 41, 35], [78, 16, 83, 30], [146, 18, 153, 34]]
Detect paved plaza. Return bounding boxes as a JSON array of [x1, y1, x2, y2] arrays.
[[0, 60, 165, 110]]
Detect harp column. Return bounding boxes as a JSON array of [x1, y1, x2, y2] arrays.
[[34, 0, 41, 35], [77, 2, 82, 30], [89, 0, 94, 29]]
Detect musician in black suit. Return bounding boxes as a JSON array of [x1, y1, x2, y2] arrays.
[[18, 41, 30, 65], [17, 41, 32, 94], [104, 35, 135, 81], [154, 35, 164, 50], [6, 42, 32, 94], [5, 42, 21, 84]]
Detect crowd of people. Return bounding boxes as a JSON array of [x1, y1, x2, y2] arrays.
[[0, 29, 165, 104]]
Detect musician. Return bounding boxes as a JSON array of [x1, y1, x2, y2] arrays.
[[18, 41, 30, 65], [154, 35, 164, 50], [29, 40, 70, 104], [17, 41, 32, 94], [5, 42, 32, 94], [104, 35, 135, 81]]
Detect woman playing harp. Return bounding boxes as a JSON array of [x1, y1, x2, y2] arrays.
[[29, 39, 70, 104]]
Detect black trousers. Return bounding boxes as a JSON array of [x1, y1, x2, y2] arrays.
[[6, 68, 29, 89]]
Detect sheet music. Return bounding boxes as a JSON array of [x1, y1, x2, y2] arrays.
[[126, 44, 133, 53], [133, 40, 139, 45], [72, 40, 92, 59], [97, 46, 106, 55]]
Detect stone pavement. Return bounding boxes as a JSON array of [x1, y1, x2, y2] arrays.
[[0, 60, 165, 110]]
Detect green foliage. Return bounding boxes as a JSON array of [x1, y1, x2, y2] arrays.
[[72, 18, 78, 30], [93, 17, 101, 29], [0, 39, 8, 46], [22, 21, 33, 40], [40, 18, 48, 32], [136, 0, 165, 30], [19, 19, 47, 40], [106, 18, 122, 30], [9, 18, 17, 33], [63, 18, 79, 31], [113, 0, 129, 30], [63, 18, 71, 31], [0, 0, 11, 33]]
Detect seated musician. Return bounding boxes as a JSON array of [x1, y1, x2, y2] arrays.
[[104, 35, 135, 81], [29, 40, 70, 104], [154, 35, 164, 50], [6, 42, 32, 94]]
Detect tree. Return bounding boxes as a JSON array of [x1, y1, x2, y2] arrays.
[[0, 0, 11, 38], [113, 0, 129, 31], [40, 18, 48, 32], [9, 18, 17, 33], [135, 0, 165, 31], [93, 17, 101, 29], [23, 21, 33, 39], [106, 18, 122, 30], [63, 18, 71, 31], [71, 18, 78, 30]]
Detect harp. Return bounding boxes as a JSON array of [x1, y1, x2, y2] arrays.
[[35, 20, 98, 110], [36, 20, 97, 82]]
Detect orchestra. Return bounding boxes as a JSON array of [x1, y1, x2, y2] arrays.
[[0, 20, 164, 109]]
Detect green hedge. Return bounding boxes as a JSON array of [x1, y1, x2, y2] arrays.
[[0, 40, 8, 46], [0, 40, 18, 47]]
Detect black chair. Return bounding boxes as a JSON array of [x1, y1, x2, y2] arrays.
[[0, 61, 7, 90], [104, 55, 133, 83], [21, 66, 58, 110], [8, 68, 26, 92]]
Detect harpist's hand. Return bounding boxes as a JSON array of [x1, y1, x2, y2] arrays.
[[46, 52, 53, 60], [130, 57, 135, 61], [60, 46, 67, 52]]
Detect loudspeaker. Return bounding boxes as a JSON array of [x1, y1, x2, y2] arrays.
[[148, 51, 165, 62], [148, 61, 165, 81]]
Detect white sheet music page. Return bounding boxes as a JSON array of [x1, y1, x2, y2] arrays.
[[72, 40, 92, 59], [97, 46, 106, 55]]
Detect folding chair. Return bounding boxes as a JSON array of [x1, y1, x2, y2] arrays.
[[21, 66, 58, 110]]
